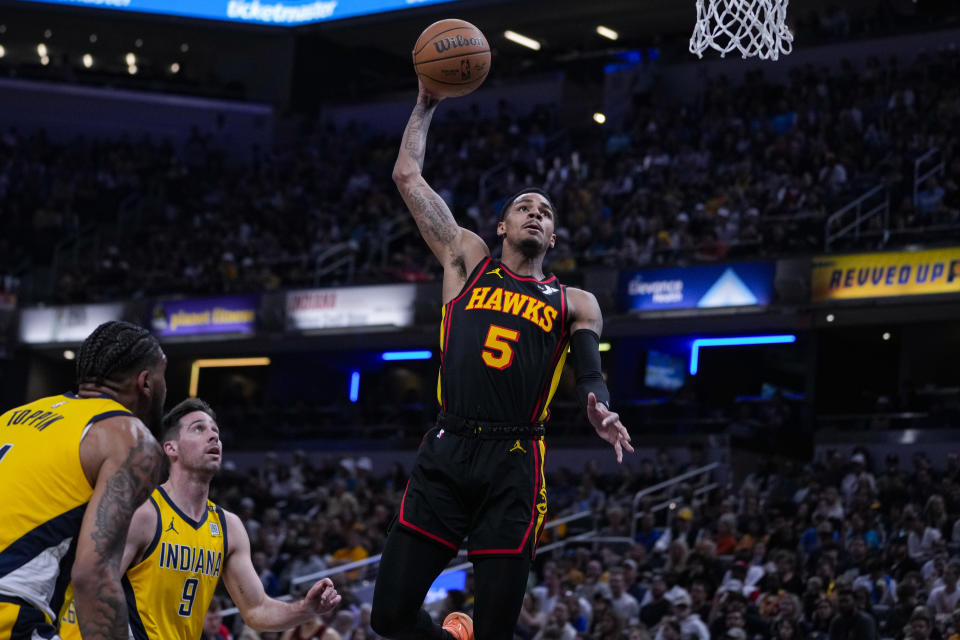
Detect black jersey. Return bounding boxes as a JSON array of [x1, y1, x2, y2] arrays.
[[437, 257, 569, 424]]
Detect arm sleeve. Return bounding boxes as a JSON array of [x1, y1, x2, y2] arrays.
[[570, 329, 611, 409]]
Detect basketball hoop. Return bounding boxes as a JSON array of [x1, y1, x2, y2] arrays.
[[689, 0, 793, 61]]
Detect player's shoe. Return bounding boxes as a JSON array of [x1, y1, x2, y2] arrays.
[[442, 612, 474, 640]]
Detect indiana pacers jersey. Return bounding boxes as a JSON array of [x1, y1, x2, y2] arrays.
[[0, 392, 132, 630], [438, 258, 569, 423], [122, 487, 228, 640]]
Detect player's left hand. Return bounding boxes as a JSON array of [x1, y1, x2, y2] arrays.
[[302, 578, 342, 615], [587, 392, 634, 464]]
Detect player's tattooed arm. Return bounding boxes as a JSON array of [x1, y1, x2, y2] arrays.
[[393, 81, 489, 280], [402, 95, 441, 172], [74, 417, 163, 640]]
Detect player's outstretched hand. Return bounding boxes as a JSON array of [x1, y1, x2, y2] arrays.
[[302, 578, 342, 616], [587, 392, 634, 463]]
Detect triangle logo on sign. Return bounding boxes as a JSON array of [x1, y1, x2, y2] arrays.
[[697, 268, 758, 308]]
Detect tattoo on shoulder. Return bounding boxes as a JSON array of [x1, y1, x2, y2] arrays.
[[91, 437, 161, 564]]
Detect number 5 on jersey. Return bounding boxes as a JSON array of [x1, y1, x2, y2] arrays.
[[482, 325, 520, 370]]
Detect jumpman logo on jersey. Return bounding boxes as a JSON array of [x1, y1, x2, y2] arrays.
[[486, 267, 504, 279], [165, 518, 179, 535], [509, 440, 526, 454]]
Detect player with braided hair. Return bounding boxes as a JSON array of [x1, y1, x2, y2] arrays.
[[0, 320, 167, 640]]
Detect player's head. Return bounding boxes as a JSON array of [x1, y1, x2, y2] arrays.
[[161, 397, 221, 476], [77, 321, 167, 433], [497, 188, 557, 257]]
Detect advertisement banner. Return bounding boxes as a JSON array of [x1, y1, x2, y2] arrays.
[[620, 263, 775, 312], [286, 284, 416, 331], [811, 248, 960, 301], [15, 0, 458, 26], [150, 296, 258, 337], [19, 303, 124, 344]]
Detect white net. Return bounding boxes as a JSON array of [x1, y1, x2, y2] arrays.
[[689, 0, 793, 61]]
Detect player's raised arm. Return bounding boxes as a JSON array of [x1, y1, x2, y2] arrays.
[[221, 511, 341, 631], [73, 416, 163, 640], [392, 81, 489, 285], [567, 288, 634, 463]]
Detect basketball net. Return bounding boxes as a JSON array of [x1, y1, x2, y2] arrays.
[[689, 0, 793, 61]]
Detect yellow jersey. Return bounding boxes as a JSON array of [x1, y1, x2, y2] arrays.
[[123, 487, 228, 640], [0, 392, 132, 626]]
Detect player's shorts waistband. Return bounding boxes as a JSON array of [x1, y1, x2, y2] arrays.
[[436, 412, 544, 440]]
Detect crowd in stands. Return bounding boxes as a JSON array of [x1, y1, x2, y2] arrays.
[[2, 47, 959, 304], [206, 445, 960, 640]]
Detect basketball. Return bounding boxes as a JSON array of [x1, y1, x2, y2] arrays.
[[412, 19, 491, 98]]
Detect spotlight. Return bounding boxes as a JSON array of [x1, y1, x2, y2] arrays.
[[596, 25, 619, 40], [43, 29, 52, 39], [882, 332, 891, 341], [89, 34, 97, 43], [125, 52, 136, 65], [40, 55, 50, 66], [504, 30, 541, 51], [127, 64, 138, 75], [826, 313, 835, 322], [82, 53, 93, 68], [37, 43, 47, 57], [135, 38, 143, 48], [180, 42, 189, 52], [63, 350, 75, 360], [593, 112, 607, 124], [170, 62, 180, 74], [0, 45, 5, 59]]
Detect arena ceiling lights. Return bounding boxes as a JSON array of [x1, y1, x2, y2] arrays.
[[11, 0, 462, 26], [504, 29, 541, 51]]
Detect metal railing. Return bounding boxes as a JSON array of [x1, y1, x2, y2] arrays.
[[824, 185, 889, 251], [220, 509, 595, 617], [914, 147, 945, 207], [313, 242, 357, 285], [630, 462, 721, 539], [372, 217, 416, 270], [220, 464, 725, 619]]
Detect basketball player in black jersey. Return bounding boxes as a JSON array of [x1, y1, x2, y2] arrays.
[[370, 81, 633, 640]]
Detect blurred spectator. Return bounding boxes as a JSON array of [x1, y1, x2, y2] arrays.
[[640, 574, 671, 628], [517, 592, 547, 639], [203, 597, 233, 640]]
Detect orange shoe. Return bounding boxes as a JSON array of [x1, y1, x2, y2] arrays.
[[442, 612, 474, 640]]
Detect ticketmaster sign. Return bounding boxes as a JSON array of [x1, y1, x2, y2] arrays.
[[620, 263, 775, 313], [15, 0, 459, 25]]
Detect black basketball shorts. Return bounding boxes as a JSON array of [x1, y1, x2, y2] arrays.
[[396, 425, 548, 559]]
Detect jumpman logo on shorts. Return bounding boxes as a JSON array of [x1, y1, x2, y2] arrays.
[[165, 518, 179, 535], [509, 440, 526, 454], [486, 267, 503, 279]]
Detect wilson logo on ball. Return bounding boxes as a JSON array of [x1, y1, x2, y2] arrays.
[[433, 34, 485, 54]]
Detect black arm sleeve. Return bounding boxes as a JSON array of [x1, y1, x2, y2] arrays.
[[570, 329, 611, 410]]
